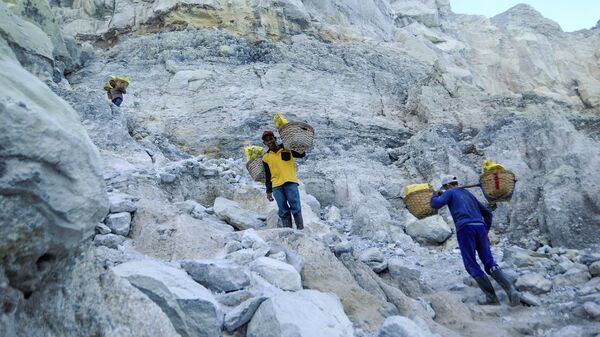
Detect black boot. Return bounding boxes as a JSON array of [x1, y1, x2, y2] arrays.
[[490, 267, 520, 306], [293, 212, 304, 230], [282, 215, 293, 228], [474, 275, 500, 305]]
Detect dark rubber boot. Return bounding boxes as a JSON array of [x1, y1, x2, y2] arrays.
[[490, 267, 520, 306], [293, 212, 304, 230], [282, 215, 293, 228], [474, 275, 500, 305]]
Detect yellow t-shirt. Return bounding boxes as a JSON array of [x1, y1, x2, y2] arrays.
[[262, 148, 299, 188]]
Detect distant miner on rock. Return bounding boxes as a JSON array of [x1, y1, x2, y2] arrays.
[[103, 76, 130, 107]]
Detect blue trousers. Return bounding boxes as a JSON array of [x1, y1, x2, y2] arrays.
[[112, 97, 123, 106], [272, 182, 301, 219], [456, 224, 498, 278]]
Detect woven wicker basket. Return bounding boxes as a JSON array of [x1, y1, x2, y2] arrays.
[[246, 157, 265, 182], [480, 169, 516, 202], [279, 122, 314, 153], [404, 188, 437, 219]]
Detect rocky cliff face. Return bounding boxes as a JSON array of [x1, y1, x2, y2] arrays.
[[50, 0, 600, 248], [1, 1, 600, 337]]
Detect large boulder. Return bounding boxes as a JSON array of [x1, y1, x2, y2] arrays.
[[405, 215, 452, 244], [224, 296, 267, 332], [502, 246, 553, 268], [515, 273, 552, 294], [112, 260, 223, 337], [387, 258, 423, 296], [0, 2, 53, 62], [3, 0, 70, 62], [108, 192, 138, 213], [247, 290, 354, 337], [130, 189, 229, 261], [575, 77, 600, 108], [377, 315, 431, 337], [105, 212, 132, 236], [0, 46, 107, 295], [214, 197, 266, 230], [250, 257, 302, 291], [553, 266, 591, 287], [589, 261, 600, 277], [259, 229, 387, 331], [389, 0, 447, 27], [180, 259, 250, 293], [6, 246, 180, 337]]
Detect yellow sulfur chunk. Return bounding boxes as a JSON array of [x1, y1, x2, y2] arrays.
[[482, 160, 506, 174], [111, 75, 131, 83], [274, 111, 288, 129], [103, 82, 113, 90], [404, 183, 433, 196], [244, 146, 265, 161]]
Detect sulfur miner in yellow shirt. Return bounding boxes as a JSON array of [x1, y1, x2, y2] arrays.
[[261, 130, 306, 229]]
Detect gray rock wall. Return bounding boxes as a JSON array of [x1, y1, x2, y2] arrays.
[[0, 8, 179, 336], [0, 50, 107, 295]]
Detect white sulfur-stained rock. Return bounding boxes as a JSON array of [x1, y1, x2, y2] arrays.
[[515, 273, 552, 294], [94, 234, 125, 249], [224, 296, 267, 332], [105, 212, 132, 236], [250, 257, 302, 291], [112, 260, 223, 337], [96, 223, 112, 235], [108, 193, 138, 213], [247, 290, 353, 337], [405, 215, 452, 244], [214, 197, 266, 230], [377, 315, 431, 337], [180, 259, 250, 293]]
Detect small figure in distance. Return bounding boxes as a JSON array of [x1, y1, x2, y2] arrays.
[[103, 76, 129, 107]]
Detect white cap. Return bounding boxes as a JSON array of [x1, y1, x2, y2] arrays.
[[440, 174, 458, 186]]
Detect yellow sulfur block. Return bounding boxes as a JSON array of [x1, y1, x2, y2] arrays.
[[482, 160, 506, 174], [244, 146, 265, 161], [274, 111, 288, 129], [111, 75, 131, 83], [404, 183, 433, 196]]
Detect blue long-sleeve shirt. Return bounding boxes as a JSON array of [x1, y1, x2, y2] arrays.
[[430, 188, 493, 232]]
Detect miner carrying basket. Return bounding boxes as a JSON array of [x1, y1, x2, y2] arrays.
[[245, 112, 314, 230]]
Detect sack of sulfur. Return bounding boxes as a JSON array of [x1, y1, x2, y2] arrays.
[[482, 160, 506, 174], [274, 111, 288, 129], [244, 146, 264, 161]]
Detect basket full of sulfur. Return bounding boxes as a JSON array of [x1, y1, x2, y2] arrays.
[[278, 122, 314, 154], [403, 183, 438, 219], [480, 169, 516, 202], [244, 146, 265, 182], [479, 160, 515, 202], [246, 157, 265, 182]]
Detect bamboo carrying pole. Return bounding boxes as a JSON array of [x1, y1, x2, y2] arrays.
[[386, 183, 481, 200]]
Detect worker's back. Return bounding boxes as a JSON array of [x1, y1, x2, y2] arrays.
[[431, 188, 488, 231]]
